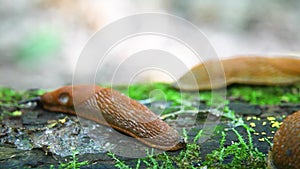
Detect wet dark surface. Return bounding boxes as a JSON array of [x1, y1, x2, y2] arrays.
[[0, 99, 299, 168], [229, 102, 262, 115]]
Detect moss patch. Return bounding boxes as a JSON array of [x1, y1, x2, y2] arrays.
[[0, 87, 45, 120], [228, 85, 300, 105]]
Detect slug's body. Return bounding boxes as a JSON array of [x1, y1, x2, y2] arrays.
[[39, 85, 185, 151], [175, 56, 300, 90]]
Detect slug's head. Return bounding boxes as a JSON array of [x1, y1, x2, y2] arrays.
[[169, 137, 186, 151], [40, 85, 103, 114]]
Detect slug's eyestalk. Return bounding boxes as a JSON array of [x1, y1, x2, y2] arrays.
[[18, 96, 41, 109]]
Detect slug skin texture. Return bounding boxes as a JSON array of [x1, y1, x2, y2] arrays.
[[40, 85, 186, 151]]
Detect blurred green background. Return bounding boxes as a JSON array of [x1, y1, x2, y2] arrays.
[[1, 0, 299, 89]]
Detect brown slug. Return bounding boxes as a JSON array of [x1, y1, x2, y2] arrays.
[[39, 85, 185, 151], [268, 110, 300, 169], [174, 56, 300, 90]]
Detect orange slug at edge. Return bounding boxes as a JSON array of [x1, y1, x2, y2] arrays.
[[268, 110, 300, 169], [39, 85, 186, 151]]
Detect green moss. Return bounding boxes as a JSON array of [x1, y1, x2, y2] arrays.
[[108, 129, 203, 169], [108, 103, 267, 169], [229, 85, 300, 105], [115, 83, 199, 114], [204, 127, 266, 169], [117, 83, 188, 105], [109, 124, 266, 169], [107, 152, 132, 169], [0, 87, 45, 106], [115, 83, 300, 107], [202, 105, 266, 168], [0, 87, 45, 120], [0, 88, 23, 105], [50, 151, 89, 169]]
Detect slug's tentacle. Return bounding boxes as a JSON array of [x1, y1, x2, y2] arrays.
[[39, 85, 186, 151]]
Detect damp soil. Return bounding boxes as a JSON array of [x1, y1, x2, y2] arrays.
[[0, 87, 299, 168]]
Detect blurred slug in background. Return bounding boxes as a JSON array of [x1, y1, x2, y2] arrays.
[[174, 55, 300, 91]]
